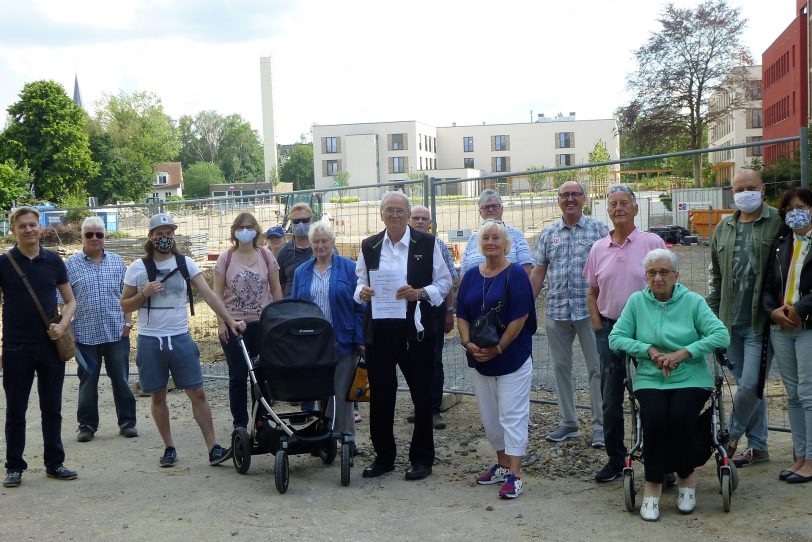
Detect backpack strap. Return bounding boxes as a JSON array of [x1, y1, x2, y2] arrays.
[[141, 257, 158, 323], [174, 253, 195, 316]]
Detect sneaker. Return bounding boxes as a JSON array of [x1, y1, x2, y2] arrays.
[[594, 462, 622, 483], [354, 411, 363, 423], [591, 430, 605, 449], [208, 444, 232, 466], [160, 447, 177, 468], [498, 473, 523, 499], [46, 465, 77, 480], [432, 413, 447, 430], [546, 425, 581, 442], [76, 426, 94, 443], [733, 448, 769, 468], [476, 464, 510, 485], [640, 496, 660, 521], [677, 487, 696, 513], [3, 470, 22, 488], [119, 426, 139, 438]]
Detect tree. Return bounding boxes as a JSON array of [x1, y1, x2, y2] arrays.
[[587, 139, 611, 190], [0, 160, 33, 209], [178, 110, 224, 166], [526, 165, 547, 193], [334, 169, 350, 187], [179, 112, 264, 183], [183, 161, 225, 198], [279, 144, 314, 190], [627, 0, 753, 186], [0, 80, 98, 202]]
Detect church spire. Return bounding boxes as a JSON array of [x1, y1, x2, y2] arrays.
[[73, 73, 83, 109]]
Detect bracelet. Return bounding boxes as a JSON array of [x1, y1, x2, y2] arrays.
[[496, 344, 503, 354], [461, 340, 471, 349], [141, 291, 147, 299]]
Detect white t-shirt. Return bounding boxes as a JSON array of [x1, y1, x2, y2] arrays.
[[124, 255, 202, 337]]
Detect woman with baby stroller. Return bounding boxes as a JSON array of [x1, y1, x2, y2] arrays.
[[609, 248, 729, 521]]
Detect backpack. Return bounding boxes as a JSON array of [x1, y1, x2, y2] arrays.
[[141, 253, 195, 318]]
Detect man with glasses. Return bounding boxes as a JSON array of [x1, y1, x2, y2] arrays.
[[408, 205, 459, 430], [708, 168, 781, 467], [459, 189, 533, 276], [355, 192, 451, 481], [584, 185, 666, 483], [277, 202, 313, 297], [531, 182, 608, 448], [64, 217, 137, 443]]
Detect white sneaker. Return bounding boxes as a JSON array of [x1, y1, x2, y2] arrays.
[[640, 496, 660, 521], [677, 487, 696, 514]]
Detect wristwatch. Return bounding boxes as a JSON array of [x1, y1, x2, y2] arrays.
[[419, 288, 429, 301], [123, 323, 133, 329], [461, 339, 471, 349]]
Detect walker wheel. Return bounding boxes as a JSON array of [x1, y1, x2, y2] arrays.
[[721, 471, 732, 512], [275, 451, 289, 494], [623, 469, 636, 512]]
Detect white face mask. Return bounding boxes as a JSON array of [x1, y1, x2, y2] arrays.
[[234, 228, 257, 244], [733, 190, 762, 214]]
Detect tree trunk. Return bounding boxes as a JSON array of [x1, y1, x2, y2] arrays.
[[692, 154, 702, 187]]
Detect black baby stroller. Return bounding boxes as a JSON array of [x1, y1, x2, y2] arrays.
[[622, 349, 739, 512], [229, 299, 353, 493]]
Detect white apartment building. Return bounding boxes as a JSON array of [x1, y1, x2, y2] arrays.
[[312, 116, 619, 198], [709, 66, 763, 184]]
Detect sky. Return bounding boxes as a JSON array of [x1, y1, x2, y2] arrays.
[[0, 0, 797, 145]]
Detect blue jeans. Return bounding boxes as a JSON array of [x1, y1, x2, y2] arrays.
[[77, 337, 135, 431], [3, 341, 66, 471], [727, 325, 770, 452], [595, 318, 626, 468], [770, 326, 812, 460], [220, 321, 261, 429]]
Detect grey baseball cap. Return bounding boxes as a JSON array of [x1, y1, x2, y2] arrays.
[[148, 213, 178, 233]]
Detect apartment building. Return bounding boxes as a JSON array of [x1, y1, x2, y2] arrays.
[[708, 66, 763, 184]]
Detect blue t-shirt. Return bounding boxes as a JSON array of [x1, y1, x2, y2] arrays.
[[457, 262, 536, 376]]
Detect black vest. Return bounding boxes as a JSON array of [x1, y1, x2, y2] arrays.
[[361, 226, 436, 344]]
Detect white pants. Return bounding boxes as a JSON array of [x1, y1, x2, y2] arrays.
[[470, 356, 532, 457]]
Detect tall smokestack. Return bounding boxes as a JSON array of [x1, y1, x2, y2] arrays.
[[259, 56, 278, 185]]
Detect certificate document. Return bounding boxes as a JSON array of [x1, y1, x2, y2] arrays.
[[369, 269, 407, 319]]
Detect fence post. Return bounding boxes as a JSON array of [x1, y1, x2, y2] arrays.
[[429, 177, 438, 236], [801, 126, 809, 189], [423, 174, 430, 208]]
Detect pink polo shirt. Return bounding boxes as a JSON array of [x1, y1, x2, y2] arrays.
[[583, 228, 666, 320]]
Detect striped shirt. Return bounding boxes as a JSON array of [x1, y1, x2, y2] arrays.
[[437, 238, 459, 282], [535, 215, 608, 321], [310, 264, 332, 322], [784, 234, 811, 304], [460, 223, 534, 276], [64, 250, 127, 345]]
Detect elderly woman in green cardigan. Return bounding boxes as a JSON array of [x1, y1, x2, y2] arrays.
[[609, 249, 729, 522]]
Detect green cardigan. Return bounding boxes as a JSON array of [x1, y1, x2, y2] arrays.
[[608, 283, 730, 391]]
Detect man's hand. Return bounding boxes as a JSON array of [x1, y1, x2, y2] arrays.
[[359, 286, 375, 303], [217, 320, 229, 343], [444, 311, 454, 334], [142, 280, 164, 298], [395, 285, 422, 302], [771, 305, 800, 330], [47, 322, 65, 340], [591, 317, 603, 332]]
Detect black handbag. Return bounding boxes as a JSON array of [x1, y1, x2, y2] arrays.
[[470, 267, 511, 348]]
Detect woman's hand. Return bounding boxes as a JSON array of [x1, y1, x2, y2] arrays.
[[655, 349, 690, 377], [468, 344, 499, 363], [771, 305, 800, 330], [648, 346, 664, 366]]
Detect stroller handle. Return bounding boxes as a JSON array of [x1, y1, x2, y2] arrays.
[[714, 348, 733, 370]]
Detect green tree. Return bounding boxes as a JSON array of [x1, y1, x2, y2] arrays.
[[0, 160, 33, 209], [627, 0, 753, 187], [279, 144, 314, 191], [587, 139, 611, 189], [0, 80, 98, 202], [178, 110, 224, 166], [334, 169, 350, 187], [526, 165, 547, 193], [219, 114, 264, 183], [183, 161, 225, 198]]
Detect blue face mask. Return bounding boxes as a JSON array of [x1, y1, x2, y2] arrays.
[[786, 208, 811, 231], [234, 228, 257, 244], [291, 222, 310, 237]]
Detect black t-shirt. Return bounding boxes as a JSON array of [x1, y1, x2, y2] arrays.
[[0, 246, 68, 344], [276, 242, 313, 298]]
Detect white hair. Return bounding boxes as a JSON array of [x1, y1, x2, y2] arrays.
[[478, 189, 502, 206], [81, 216, 106, 232], [643, 248, 678, 271], [308, 219, 336, 242], [379, 190, 411, 213]]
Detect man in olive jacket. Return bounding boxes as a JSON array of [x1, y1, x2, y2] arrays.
[[707, 169, 782, 467]]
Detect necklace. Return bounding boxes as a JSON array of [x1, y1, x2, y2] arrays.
[[482, 275, 498, 311]]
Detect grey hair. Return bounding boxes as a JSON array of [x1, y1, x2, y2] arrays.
[[379, 190, 411, 214], [477, 220, 512, 256], [608, 184, 637, 204], [478, 189, 502, 207], [81, 216, 106, 232], [643, 248, 678, 271], [308, 219, 336, 242]]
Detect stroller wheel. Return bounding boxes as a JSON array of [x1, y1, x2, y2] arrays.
[[232, 428, 251, 474], [729, 462, 739, 491], [340, 443, 351, 487], [623, 468, 636, 512], [320, 437, 338, 465], [720, 471, 732, 512], [275, 451, 289, 494]]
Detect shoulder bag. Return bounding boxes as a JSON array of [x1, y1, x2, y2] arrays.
[[470, 265, 512, 348]]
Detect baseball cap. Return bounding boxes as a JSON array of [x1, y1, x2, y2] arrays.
[[265, 226, 285, 238], [148, 213, 178, 233]]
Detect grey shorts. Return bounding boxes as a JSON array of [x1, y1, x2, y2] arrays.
[[136, 332, 203, 393]]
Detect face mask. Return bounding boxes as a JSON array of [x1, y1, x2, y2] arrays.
[[234, 228, 257, 244], [291, 222, 310, 237], [733, 190, 762, 214], [152, 235, 174, 254], [785, 208, 811, 231]]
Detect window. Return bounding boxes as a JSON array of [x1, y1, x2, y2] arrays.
[[390, 133, 406, 150], [750, 84, 763, 101], [419, 134, 422, 151], [420, 157, 423, 170], [747, 109, 762, 129], [463, 136, 474, 152], [746, 136, 763, 157], [464, 158, 474, 169], [493, 157, 509, 172], [555, 132, 574, 148], [324, 137, 338, 153], [391, 156, 406, 173], [493, 135, 507, 151], [156, 172, 169, 185], [556, 154, 574, 167], [326, 160, 338, 175]]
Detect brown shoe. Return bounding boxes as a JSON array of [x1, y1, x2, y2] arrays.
[[732, 448, 770, 468]]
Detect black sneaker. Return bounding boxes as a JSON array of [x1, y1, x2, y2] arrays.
[[46, 465, 77, 480], [160, 447, 177, 468], [208, 444, 232, 466], [119, 426, 139, 438], [3, 470, 22, 488], [76, 426, 94, 442], [594, 462, 622, 483]]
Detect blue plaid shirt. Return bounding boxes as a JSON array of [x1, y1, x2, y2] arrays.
[[63, 250, 128, 345], [460, 223, 534, 276], [535, 215, 608, 321], [436, 238, 459, 283]]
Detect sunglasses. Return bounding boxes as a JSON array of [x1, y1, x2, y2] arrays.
[[608, 184, 635, 197], [291, 217, 312, 224], [84, 232, 105, 239]]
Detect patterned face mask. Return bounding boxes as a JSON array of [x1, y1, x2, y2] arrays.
[[152, 235, 174, 253], [786, 208, 811, 231], [291, 222, 310, 237]]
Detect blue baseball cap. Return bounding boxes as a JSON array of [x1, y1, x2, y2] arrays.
[[265, 226, 285, 238]]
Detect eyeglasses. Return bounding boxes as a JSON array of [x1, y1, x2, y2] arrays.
[[645, 268, 674, 278], [479, 203, 502, 212], [84, 232, 105, 239], [558, 191, 584, 199], [482, 219, 504, 225], [383, 208, 407, 216], [410, 216, 431, 222], [291, 217, 312, 224]]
